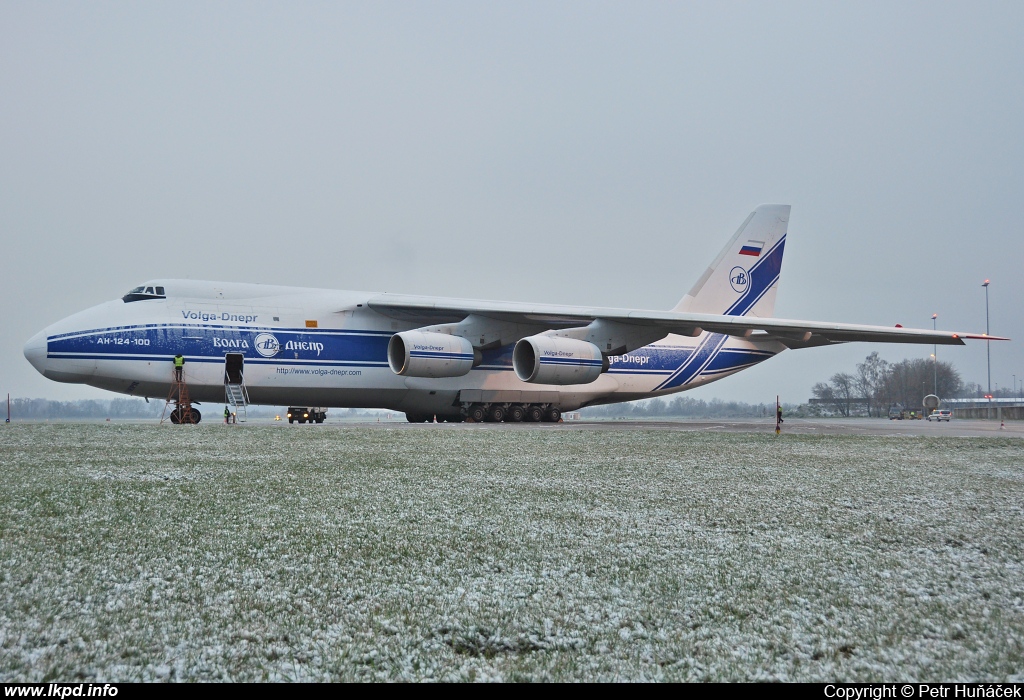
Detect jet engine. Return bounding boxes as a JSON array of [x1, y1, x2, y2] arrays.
[[512, 336, 605, 385], [388, 331, 477, 378]]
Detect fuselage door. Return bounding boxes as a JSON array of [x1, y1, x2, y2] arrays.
[[224, 353, 244, 384]]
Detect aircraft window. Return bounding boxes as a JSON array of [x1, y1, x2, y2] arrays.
[[122, 285, 168, 303]]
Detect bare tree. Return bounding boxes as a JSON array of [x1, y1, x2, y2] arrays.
[[881, 358, 962, 412], [811, 381, 837, 414], [856, 352, 890, 417], [812, 372, 857, 416], [813, 354, 963, 417]]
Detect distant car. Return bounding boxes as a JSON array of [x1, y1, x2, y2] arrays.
[[927, 409, 952, 422]]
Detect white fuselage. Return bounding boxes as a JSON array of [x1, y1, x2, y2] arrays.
[[24, 280, 785, 417]]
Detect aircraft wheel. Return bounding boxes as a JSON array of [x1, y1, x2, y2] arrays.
[[468, 404, 487, 422], [489, 405, 506, 423], [507, 404, 525, 422], [526, 405, 544, 422], [189, 408, 201, 424], [545, 407, 562, 423], [406, 413, 427, 423], [315, 417, 324, 424], [170, 408, 182, 424]]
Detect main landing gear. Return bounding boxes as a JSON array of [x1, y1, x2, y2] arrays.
[[404, 404, 563, 424], [465, 403, 561, 423]]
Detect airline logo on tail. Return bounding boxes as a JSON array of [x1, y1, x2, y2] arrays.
[[729, 266, 749, 293]]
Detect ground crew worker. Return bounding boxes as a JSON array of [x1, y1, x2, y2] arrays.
[[776, 405, 783, 425], [224, 406, 231, 424], [173, 354, 185, 381]]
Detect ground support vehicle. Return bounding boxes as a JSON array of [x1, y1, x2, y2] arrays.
[[287, 407, 327, 424], [888, 405, 924, 420]]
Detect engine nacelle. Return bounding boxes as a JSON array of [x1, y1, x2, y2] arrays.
[[513, 336, 605, 385], [388, 331, 476, 378]]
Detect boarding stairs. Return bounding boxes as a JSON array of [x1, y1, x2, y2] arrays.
[[224, 379, 249, 422], [224, 354, 250, 423]]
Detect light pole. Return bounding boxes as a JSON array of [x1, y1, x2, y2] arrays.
[[982, 280, 991, 397], [932, 313, 938, 395]]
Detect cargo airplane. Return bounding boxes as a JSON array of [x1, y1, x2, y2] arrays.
[[23, 206, 1002, 423]]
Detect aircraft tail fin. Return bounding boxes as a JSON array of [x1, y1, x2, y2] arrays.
[[672, 204, 790, 317]]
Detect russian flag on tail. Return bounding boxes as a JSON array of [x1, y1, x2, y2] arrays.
[[739, 240, 764, 257]]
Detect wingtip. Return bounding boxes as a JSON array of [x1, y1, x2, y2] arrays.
[[961, 333, 1011, 341]]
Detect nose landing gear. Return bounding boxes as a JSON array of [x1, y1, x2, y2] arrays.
[[162, 364, 200, 425], [169, 407, 202, 424]]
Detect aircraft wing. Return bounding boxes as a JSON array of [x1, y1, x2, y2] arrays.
[[365, 294, 1005, 347]]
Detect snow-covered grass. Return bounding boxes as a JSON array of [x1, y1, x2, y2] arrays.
[[0, 424, 1022, 681]]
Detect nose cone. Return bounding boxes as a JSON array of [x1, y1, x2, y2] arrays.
[[24, 330, 48, 375]]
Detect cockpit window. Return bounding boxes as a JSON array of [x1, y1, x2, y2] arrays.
[[122, 285, 167, 303]]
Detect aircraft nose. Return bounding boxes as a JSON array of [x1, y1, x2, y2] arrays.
[[23, 330, 48, 375]]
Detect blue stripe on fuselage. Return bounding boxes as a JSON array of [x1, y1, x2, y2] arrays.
[[47, 324, 391, 365], [45, 324, 776, 383], [653, 333, 729, 391]]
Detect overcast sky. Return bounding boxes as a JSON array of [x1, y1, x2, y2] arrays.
[[2, 1, 1022, 406]]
